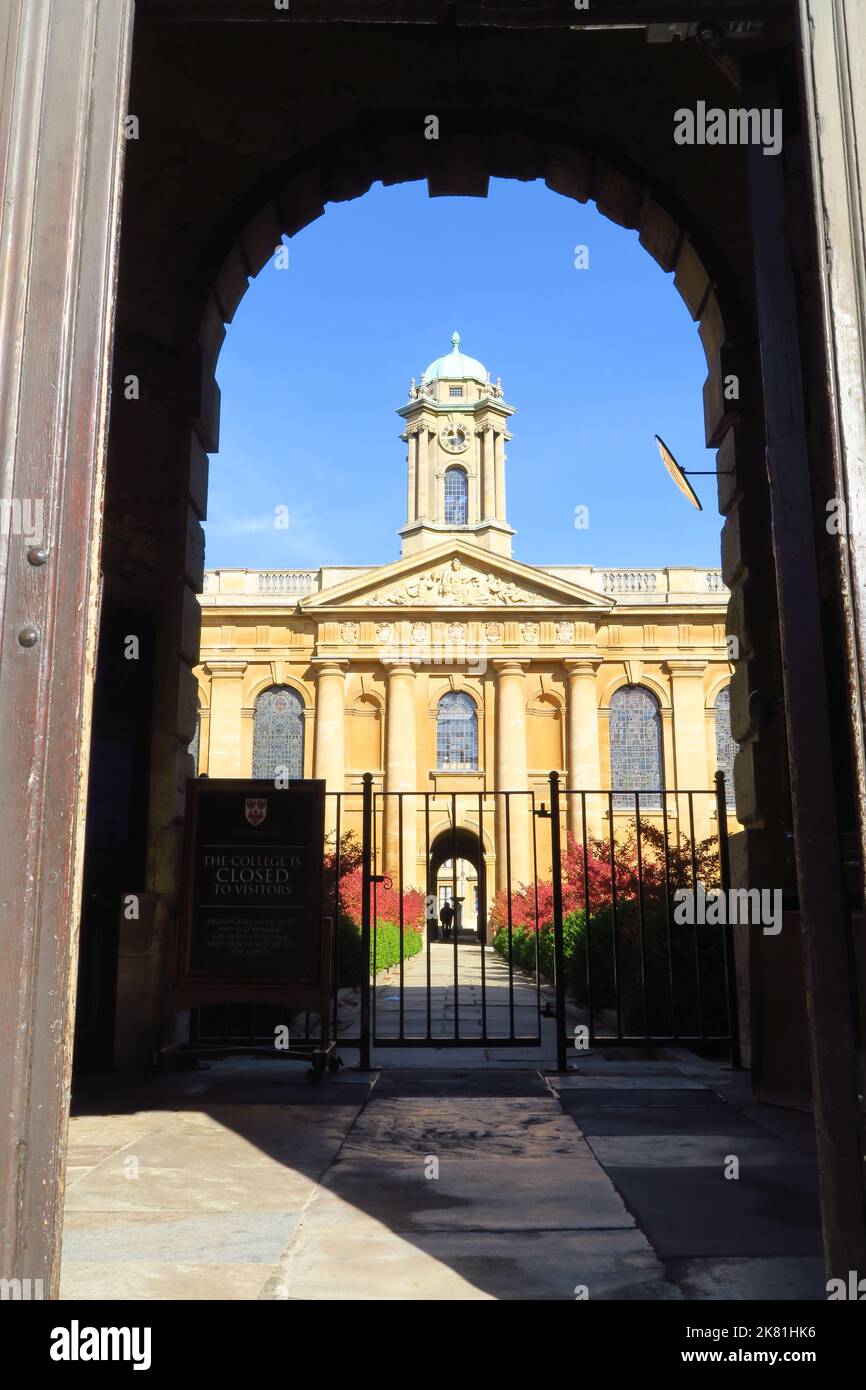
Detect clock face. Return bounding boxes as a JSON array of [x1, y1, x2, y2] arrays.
[[440, 422, 469, 453]]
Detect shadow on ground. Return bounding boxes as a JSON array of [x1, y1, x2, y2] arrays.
[[61, 1044, 825, 1302]]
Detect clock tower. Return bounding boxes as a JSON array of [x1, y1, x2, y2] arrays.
[[397, 332, 515, 558]]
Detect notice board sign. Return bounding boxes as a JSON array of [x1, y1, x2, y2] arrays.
[[174, 778, 327, 1010]]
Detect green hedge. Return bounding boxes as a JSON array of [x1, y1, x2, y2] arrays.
[[335, 913, 422, 986], [494, 901, 728, 1038]]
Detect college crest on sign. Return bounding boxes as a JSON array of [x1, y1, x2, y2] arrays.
[[245, 798, 267, 827]]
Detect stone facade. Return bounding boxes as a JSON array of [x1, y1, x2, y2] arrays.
[[195, 342, 734, 896]]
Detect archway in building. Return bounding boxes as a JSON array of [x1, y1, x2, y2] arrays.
[[5, 2, 861, 1293], [428, 827, 486, 941]]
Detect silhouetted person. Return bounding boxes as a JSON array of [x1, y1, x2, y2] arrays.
[[439, 899, 454, 939]]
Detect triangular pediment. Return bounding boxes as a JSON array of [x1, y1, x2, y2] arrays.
[[301, 541, 614, 612]]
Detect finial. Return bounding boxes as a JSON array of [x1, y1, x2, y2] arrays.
[[451, 330, 461, 351]]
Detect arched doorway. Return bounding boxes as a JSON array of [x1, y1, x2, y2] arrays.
[[428, 826, 486, 941], [6, 0, 866, 1292]]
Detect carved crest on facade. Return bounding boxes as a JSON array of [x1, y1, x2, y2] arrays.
[[521, 622, 540, 643], [556, 621, 575, 642], [341, 621, 359, 643], [371, 557, 534, 607]]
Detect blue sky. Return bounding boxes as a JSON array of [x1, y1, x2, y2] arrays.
[[205, 178, 722, 572]]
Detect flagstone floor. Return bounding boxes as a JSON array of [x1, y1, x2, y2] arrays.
[[60, 1034, 825, 1301]]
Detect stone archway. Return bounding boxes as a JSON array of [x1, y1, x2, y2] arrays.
[[428, 826, 487, 941], [107, 115, 783, 1079], [6, 0, 866, 1295]]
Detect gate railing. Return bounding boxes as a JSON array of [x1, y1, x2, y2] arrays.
[[191, 772, 739, 1068]]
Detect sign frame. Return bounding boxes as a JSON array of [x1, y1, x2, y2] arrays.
[[173, 777, 329, 1013]]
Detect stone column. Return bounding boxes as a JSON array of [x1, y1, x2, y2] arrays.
[[493, 429, 507, 521], [480, 425, 495, 519], [565, 659, 603, 840], [494, 660, 531, 892], [204, 661, 247, 776], [666, 660, 710, 839], [415, 424, 431, 519], [405, 429, 416, 524], [313, 661, 347, 838], [384, 663, 418, 889]]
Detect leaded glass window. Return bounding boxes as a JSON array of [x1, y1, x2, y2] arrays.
[[444, 467, 468, 525], [436, 691, 478, 770], [610, 686, 663, 809], [253, 686, 304, 779], [714, 686, 737, 807]]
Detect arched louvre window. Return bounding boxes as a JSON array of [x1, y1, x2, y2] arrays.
[[253, 686, 304, 779], [714, 686, 737, 807], [436, 691, 478, 770], [444, 467, 468, 525], [189, 700, 201, 773], [609, 686, 663, 809]]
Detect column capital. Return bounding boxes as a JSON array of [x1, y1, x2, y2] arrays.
[[564, 657, 602, 676], [493, 659, 528, 675], [382, 661, 417, 677], [312, 659, 348, 674]]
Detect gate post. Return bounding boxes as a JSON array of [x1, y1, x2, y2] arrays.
[[359, 772, 373, 1070], [549, 772, 568, 1072]]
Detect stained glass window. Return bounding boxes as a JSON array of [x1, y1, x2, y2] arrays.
[[610, 686, 663, 809], [714, 686, 737, 807], [444, 466, 468, 525], [436, 691, 478, 770], [252, 685, 304, 779]]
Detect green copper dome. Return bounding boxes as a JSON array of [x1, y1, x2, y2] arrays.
[[422, 331, 488, 385]]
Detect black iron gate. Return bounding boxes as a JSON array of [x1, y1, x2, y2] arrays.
[[191, 771, 738, 1069]]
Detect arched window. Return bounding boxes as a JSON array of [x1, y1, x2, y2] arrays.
[[436, 691, 478, 770], [253, 685, 305, 779], [714, 685, 737, 807], [609, 685, 663, 809], [444, 466, 468, 526]]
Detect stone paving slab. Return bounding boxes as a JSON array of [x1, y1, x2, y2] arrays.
[[61, 1210, 299, 1264], [553, 1075, 715, 1091], [60, 1261, 270, 1301], [561, 1103, 763, 1137], [372, 1068, 550, 1097], [314, 1155, 635, 1233], [265, 1228, 681, 1301], [604, 1165, 823, 1260], [64, 1104, 356, 1214], [555, 1087, 729, 1108], [585, 1134, 818, 1168], [667, 1255, 826, 1301], [338, 1097, 581, 1159]]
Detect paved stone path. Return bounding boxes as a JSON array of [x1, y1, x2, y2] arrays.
[[60, 1047, 824, 1301], [371, 939, 544, 1043]]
